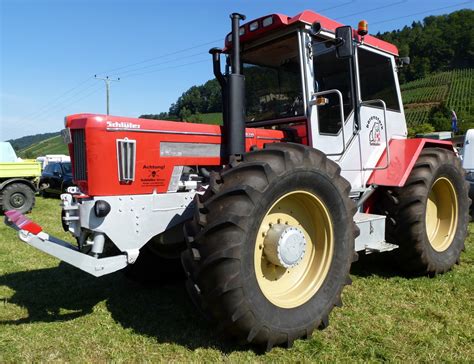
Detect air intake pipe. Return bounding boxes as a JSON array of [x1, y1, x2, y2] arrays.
[[210, 12, 246, 158]]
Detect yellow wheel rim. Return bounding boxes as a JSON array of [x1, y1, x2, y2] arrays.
[[254, 191, 334, 309], [425, 177, 458, 252]]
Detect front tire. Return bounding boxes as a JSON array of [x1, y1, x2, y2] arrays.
[[379, 147, 470, 275], [182, 143, 358, 349]]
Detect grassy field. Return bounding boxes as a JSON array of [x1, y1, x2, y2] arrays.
[[0, 197, 473, 362]]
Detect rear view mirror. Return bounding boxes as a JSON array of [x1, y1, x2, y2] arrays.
[[397, 56, 410, 67], [335, 26, 354, 59]]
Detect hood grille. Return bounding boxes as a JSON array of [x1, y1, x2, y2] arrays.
[[71, 129, 87, 181]]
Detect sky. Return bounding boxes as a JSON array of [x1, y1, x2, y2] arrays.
[[1, 0, 473, 140]]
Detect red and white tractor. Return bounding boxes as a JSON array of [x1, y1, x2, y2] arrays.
[[5, 10, 470, 350]]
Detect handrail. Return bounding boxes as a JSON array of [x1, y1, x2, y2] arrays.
[[361, 99, 390, 171], [310, 89, 346, 156]]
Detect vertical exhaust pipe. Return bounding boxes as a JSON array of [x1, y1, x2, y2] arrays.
[[227, 13, 246, 156], [209, 13, 246, 158]]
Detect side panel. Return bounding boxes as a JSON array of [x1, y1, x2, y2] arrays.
[[65, 114, 285, 196], [367, 138, 455, 187]]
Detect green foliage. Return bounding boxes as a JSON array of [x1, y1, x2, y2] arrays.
[[169, 79, 222, 118], [378, 9, 474, 82], [138, 112, 180, 121], [407, 123, 435, 138]]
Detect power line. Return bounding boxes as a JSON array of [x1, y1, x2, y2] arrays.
[[318, 1, 356, 13], [336, 0, 408, 20], [371, 1, 473, 25], [33, 85, 103, 124], [18, 81, 99, 125], [95, 38, 223, 77], [111, 50, 209, 78], [15, 39, 223, 127], [16, 77, 94, 121], [121, 58, 209, 79]]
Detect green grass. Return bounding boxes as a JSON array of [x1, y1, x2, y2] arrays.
[[18, 135, 68, 159], [0, 197, 473, 362]]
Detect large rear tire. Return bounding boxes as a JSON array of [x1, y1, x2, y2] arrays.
[[379, 148, 470, 275], [0, 183, 36, 214], [182, 143, 358, 349]]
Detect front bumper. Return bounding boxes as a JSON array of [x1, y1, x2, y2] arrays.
[[4, 210, 133, 277]]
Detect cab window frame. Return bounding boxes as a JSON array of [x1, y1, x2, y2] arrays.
[[241, 31, 306, 125], [356, 47, 401, 113]]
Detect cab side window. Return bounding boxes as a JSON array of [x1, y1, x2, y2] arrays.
[[313, 42, 354, 135], [357, 48, 400, 111]]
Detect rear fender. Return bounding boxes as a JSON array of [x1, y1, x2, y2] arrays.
[[367, 138, 455, 188]]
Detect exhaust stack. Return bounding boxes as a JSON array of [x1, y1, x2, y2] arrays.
[[210, 13, 246, 158]]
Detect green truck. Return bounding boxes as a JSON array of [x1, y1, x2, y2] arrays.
[[0, 142, 40, 214]]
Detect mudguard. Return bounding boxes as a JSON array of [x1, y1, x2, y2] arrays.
[[367, 138, 455, 187]]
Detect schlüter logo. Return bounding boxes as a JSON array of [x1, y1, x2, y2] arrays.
[[366, 116, 383, 146], [106, 121, 141, 129]]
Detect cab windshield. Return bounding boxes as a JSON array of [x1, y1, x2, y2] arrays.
[[242, 33, 303, 123]]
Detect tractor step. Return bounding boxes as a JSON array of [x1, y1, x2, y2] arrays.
[[353, 212, 398, 254]]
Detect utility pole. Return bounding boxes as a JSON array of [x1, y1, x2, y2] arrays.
[[94, 75, 120, 115]]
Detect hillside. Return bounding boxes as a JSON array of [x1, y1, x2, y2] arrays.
[[7, 131, 60, 152], [378, 9, 473, 82], [402, 69, 474, 129], [18, 135, 68, 158]]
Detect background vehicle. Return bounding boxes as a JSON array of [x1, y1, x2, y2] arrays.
[[461, 129, 474, 217], [0, 142, 40, 214], [5, 10, 470, 350], [39, 161, 74, 196], [36, 154, 70, 170]]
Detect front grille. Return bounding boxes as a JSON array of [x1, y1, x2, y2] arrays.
[[116, 138, 136, 182], [72, 129, 87, 181]]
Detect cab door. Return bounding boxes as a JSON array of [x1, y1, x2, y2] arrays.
[[306, 38, 362, 187], [356, 46, 406, 183], [308, 41, 358, 156]]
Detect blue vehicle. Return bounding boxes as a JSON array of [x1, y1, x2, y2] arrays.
[[39, 162, 74, 196]]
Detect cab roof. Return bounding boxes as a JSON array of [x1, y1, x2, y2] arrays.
[[225, 10, 399, 56]]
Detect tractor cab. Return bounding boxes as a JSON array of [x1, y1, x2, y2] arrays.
[[223, 11, 407, 188]]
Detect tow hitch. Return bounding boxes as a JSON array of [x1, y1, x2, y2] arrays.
[[4, 210, 136, 277]]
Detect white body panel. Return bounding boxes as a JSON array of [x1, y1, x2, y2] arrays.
[[463, 129, 474, 171], [300, 31, 407, 190], [64, 191, 198, 252]]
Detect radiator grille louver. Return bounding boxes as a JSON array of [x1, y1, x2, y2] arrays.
[[117, 138, 136, 182], [72, 129, 87, 181]]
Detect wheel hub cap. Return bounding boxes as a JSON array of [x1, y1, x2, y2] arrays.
[[10, 193, 25, 208], [264, 224, 307, 268]]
